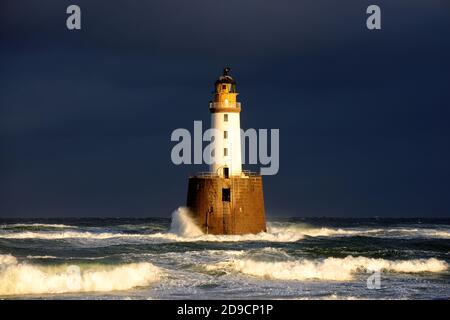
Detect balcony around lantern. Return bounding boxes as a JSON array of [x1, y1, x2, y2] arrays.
[[209, 101, 241, 110], [192, 170, 260, 178]]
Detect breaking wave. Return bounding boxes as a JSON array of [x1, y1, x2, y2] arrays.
[[0, 254, 161, 296], [1, 208, 449, 242], [165, 208, 450, 241], [206, 255, 448, 281], [268, 223, 363, 237], [267, 222, 450, 239], [0, 223, 75, 229], [0, 208, 303, 242], [0, 230, 146, 240]]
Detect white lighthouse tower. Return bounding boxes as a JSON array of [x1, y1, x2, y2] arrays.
[[209, 67, 242, 177], [186, 67, 266, 235]]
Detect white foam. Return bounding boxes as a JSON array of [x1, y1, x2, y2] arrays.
[[0, 254, 17, 265], [207, 256, 448, 281], [383, 228, 450, 239], [268, 223, 450, 239], [267, 223, 364, 237], [0, 228, 217, 242], [163, 230, 304, 243], [0, 230, 143, 240], [0, 254, 161, 296]]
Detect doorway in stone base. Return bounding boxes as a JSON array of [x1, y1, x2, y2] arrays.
[[222, 188, 231, 202]]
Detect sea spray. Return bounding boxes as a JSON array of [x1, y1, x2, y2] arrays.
[[169, 207, 204, 237], [0, 254, 161, 296]]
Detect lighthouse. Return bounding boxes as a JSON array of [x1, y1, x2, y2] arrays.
[[186, 68, 267, 235], [209, 67, 242, 177]]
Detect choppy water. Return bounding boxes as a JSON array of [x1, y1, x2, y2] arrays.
[[1, 208, 449, 299]]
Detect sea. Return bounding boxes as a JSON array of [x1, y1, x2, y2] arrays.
[[1, 208, 449, 300]]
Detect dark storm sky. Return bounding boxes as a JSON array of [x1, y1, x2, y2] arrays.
[[1, 0, 449, 218]]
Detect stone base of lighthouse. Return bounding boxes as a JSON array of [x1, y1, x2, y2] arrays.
[[186, 175, 266, 235]]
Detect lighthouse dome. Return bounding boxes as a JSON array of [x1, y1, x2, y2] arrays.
[[214, 67, 237, 93], [215, 67, 236, 85]]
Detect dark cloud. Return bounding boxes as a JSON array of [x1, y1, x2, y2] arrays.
[[1, 0, 449, 217]]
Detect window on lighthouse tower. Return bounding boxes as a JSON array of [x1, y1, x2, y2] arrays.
[[224, 114, 228, 122], [224, 148, 228, 156], [224, 131, 228, 139]]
